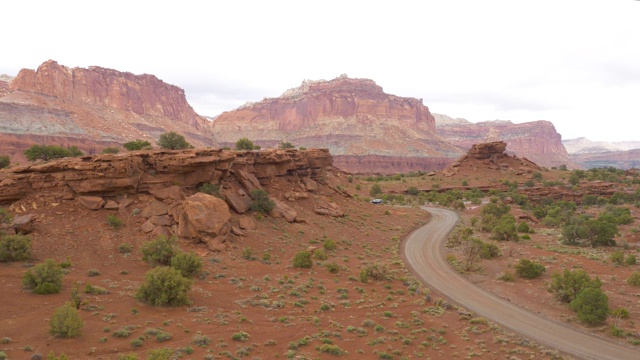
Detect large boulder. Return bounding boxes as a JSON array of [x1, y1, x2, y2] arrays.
[[235, 170, 262, 194], [314, 199, 344, 217], [78, 196, 105, 210], [270, 199, 297, 223], [224, 189, 252, 214], [177, 193, 231, 244]]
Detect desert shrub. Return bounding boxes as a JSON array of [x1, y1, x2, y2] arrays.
[[549, 269, 602, 303], [198, 183, 219, 196], [49, 303, 83, 338], [118, 243, 133, 254], [123, 139, 152, 151], [279, 141, 295, 149], [514, 259, 545, 279], [24, 145, 83, 161], [22, 259, 64, 294], [106, 214, 123, 229], [87, 268, 101, 276], [369, 184, 382, 197], [611, 307, 630, 319], [361, 262, 389, 281], [323, 239, 337, 251], [0, 234, 31, 262], [313, 248, 327, 260], [135, 266, 192, 306], [192, 334, 211, 347], [0, 208, 12, 225], [156, 131, 193, 150], [562, 215, 617, 247], [292, 251, 312, 268], [146, 348, 173, 360], [599, 205, 633, 225], [498, 272, 515, 282], [45, 351, 70, 360], [627, 271, 640, 286], [407, 186, 419, 195], [480, 241, 501, 259], [101, 147, 120, 154], [141, 235, 178, 266], [517, 221, 530, 233], [170, 251, 203, 278], [325, 262, 339, 274], [250, 189, 275, 213], [0, 155, 9, 169], [491, 215, 518, 241], [626, 254, 637, 266], [570, 287, 609, 325], [317, 344, 346, 355], [117, 354, 139, 360], [84, 284, 108, 295], [241, 247, 254, 260], [235, 138, 255, 150], [231, 331, 250, 342], [610, 251, 624, 266]]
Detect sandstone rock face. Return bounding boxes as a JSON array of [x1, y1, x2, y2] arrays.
[[1, 60, 213, 162], [441, 141, 541, 178], [314, 199, 344, 217], [178, 193, 231, 243], [436, 119, 575, 168], [0, 76, 11, 97], [270, 199, 297, 223], [211, 76, 462, 174], [224, 189, 252, 214]]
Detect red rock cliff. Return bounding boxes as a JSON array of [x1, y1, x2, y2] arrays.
[[11, 60, 206, 130], [211, 76, 461, 173], [436, 119, 576, 168]]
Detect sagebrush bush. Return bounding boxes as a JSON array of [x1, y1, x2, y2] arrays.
[[170, 251, 203, 278], [325, 262, 339, 273], [136, 266, 192, 306], [250, 189, 275, 214], [514, 259, 545, 279], [570, 287, 609, 325], [0, 234, 31, 262], [627, 271, 640, 286], [550, 269, 602, 302], [313, 248, 327, 260], [106, 214, 123, 229], [292, 251, 312, 268], [360, 262, 389, 281], [323, 239, 337, 251], [22, 259, 64, 294], [49, 303, 83, 338], [141, 235, 178, 266]]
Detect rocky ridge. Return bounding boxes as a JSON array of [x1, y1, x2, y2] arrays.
[[436, 118, 575, 168], [211, 75, 463, 173], [0, 148, 335, 251], [563, 138, 640, 169]]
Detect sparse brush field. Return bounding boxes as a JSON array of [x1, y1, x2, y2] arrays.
[[0, 170, 572, 359]]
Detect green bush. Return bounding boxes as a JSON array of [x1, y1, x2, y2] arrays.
[[279, 141, 295, 149], [517, 221, 530, 233], [313, 248, 327, 260], [198, 183, 219, 196], [231, 331, 250, 342], [49, 303, 83, 338], [570, 287, 609, 325], [317, 344, 346, 355], [250, 189, 275, 213], [0, 155, 9, 169], [514, 259, 545, 279], [22, 259, 64, 294], [123, 139, 152, 151], [611, 307, 630, 319], [323, 239, 337, 251], [549, 269, 602, 303], [491, 215, 518, 241], [136, 266, 192, 306], [192, 334, 212, 347], [241, 247, 254, 260], [170, 251, 203, 278], [141, 235, 178, 266], [101, 147, 120, 154], [24, 145, 83, 161], [146, 348, 173, 360], [118, 354, 139, 360], [625, 254, 636, 266], [325, 262, 339, 274], [156, 132, 193, 150], [627, 271, 640, 286], [84, 284, 108, 295], [106, 214, 123, 229], [0, 234, 31, 262], [360, 263, 389, 281], [235, 138, 255, 150], [0, 208, 12, 225], [118, 243, 133, 254], [292, 251, 312, 268], [479, 241, 501, 259], [610, 251, 624, 266], [369, 184, 382, 197]]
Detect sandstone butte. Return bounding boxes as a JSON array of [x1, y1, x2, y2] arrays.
[[434, 114, 576, 169], [0, 60, 212, 162], [210, 75, 464, 173]]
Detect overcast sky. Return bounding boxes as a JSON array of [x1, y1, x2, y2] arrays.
[[2, 0, 639, 142]]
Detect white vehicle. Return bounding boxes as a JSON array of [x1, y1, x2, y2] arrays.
[[370, 199, 383, 204]]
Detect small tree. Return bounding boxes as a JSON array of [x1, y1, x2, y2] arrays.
[[279, 141, 295, 149], [292, 251, 312, 268], [49, 303, 83, 338], [156, 132, 193, 150], [22, 259, 64, 294], [460, 238, 484, 272], [517, 221, 530, 233], [250, 189, 275, 213], [549, 269, 602, 303], [0, 155, 9, 169], [514, 259, 545, 279], [136, 266, 192, 306], [141, 235, 179, 266], [370, 184, 382, 197], [101, 147, 120, 154], [123, 139, 152, 151], [24, 145, 83, 161], [235, 138, 255, 150], [170, 252, 203, 278], [570, 288, 609, 325], [0, 234, 31, 262], [491, 215, 518, 241]]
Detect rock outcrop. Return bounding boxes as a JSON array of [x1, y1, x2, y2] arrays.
[[441, 141, 541, 177], [436, 119, 575, 168], [0, 61, 213, 162], [0, 75, 11, 97], [211, 75, 462, 174]]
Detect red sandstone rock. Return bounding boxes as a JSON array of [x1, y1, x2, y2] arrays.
[[224, 189, 251, 214], [271, 199, 297, 223], [78, 196, 105, 210], [314, 199, 344, 217], [177, 193, 231, 244]]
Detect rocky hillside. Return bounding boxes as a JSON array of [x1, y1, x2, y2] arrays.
[[562, 138, 640, 169], [436, 118, 575, 168], [0, 61, 213, 163], [211, 76, 462, 173]]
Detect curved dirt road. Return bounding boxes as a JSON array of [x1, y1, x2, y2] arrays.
[[402, 207, 638, 360]]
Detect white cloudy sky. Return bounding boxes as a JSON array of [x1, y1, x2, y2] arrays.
[[2, 0, 639, 142]]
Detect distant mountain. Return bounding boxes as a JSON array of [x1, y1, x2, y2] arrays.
[[210, 76, 463, 173], [434, 117, 576, 169], [563, 137, 640, 169]]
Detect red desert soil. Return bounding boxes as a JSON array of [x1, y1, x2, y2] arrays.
[[0, 166, 573, 359]]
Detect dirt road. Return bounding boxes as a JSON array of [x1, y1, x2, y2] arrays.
[[401, 207, 638, 360]]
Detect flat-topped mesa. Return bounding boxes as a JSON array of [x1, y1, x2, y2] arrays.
[[10, 60, 206, 130], [0, 148, 333, 205], [468, 141, 508, 159]]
